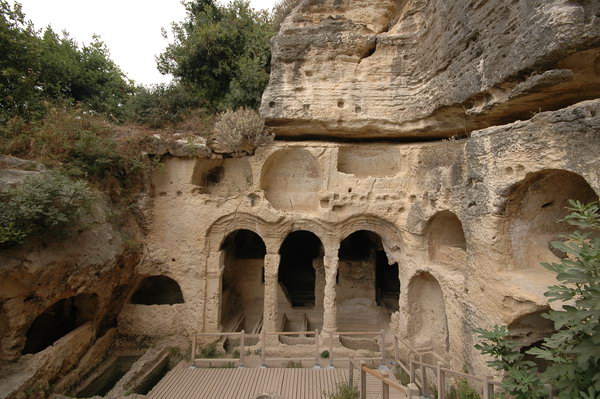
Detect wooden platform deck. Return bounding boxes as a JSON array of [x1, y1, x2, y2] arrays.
[[147, 366, 406, 399]]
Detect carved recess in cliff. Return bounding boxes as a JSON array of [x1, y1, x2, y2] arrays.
[[260, 148, 321, 211], [407, 272, 448, 353], [22, 293, 98, 355], [505, 169, 598, 271], [336, 230, 399, 332], [261, 0, 600, 139], [426, 211, 467, 269], [130, 276, 184, 305], [191, 158, 253, 197], [337, 146, 401, 177]]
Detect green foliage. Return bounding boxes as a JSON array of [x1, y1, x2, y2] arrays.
[[0, 1, 133, 123], [320, 350, 330, 359], [474, 200, 600, 399], [198, 343, 223, 359], [0, 106, 153, 185], [208, 107, 273, 155], [0, 171, 93, 248], [530, 200, 600, 398], [157, 0, 274, 110], [447, 378, 481, 399], [124, 83, 205, 128], [393, 367, 410, 386], [326, 383, 359, 399], [282, 360, 303, 368]]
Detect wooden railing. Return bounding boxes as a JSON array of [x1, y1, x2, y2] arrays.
[[190, 330, 556, 398], [349, 359, 420, 399]]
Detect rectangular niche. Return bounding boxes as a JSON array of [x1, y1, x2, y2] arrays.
[[337, 146, 400, 177]]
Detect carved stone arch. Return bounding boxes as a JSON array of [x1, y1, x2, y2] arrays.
[[204, 212, 275, 255], [503, 169, 598, 271], [337, 214, 403, 262], [279, 220, 331, 255]]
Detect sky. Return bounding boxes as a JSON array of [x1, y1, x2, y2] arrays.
[[16, 0, 278, 86]]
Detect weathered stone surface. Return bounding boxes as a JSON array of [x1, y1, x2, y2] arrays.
[[0, 187, 142, 398], [128, 100, 599, 374], [261, 0, 600, 139]]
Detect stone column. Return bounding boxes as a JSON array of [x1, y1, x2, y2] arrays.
[[203, 252, 223, 332], [262, 253, 280, 333], [322, 250, 339, 334]]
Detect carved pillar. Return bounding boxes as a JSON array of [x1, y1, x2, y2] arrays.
[[263, 253, 280, 333], [322, 251, 339, 334], [203, 252, 223, 333]]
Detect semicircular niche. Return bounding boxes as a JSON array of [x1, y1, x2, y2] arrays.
[[260, 149, 321, 211]]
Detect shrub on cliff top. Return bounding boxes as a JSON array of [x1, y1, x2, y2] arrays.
[[208, 107, 273, 156], [0, 171, 93, 248], [272, 0, 302, 32]]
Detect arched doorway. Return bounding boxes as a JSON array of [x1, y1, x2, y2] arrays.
[[278, 230, 324, 332], [336, 230, 400, 332], [220, 229, 266, 333]]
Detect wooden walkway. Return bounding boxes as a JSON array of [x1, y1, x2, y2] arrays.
[[147, 366, 406, 399]]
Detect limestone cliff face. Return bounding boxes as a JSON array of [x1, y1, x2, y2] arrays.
[[0, 163, 144, 398], [261, 0, 600, 139]]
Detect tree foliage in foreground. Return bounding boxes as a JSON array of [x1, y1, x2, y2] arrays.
[[475, 200, 600, 399], [157, 0, 274, 111]]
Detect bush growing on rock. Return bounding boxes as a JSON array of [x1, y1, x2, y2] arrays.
[[208, 108, 273, 156], [272, 0, 302, 32], [474, 200, 600, 399], [0, 171, 93, 248]]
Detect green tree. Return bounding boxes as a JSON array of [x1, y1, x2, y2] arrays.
[[475, 200, 600, 399], [0, 1, 133, 122], [157, 0, 274, 110], [0, 0, 43, 121]]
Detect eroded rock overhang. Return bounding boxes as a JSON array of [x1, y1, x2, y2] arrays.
[[260, 0, 600, 140]]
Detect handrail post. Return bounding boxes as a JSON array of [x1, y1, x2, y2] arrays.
[[328, 332, 334, 368], [314, 329, 320, 368], [407, 383, 420, 399], [393, 335, 399, 362], [260, 329, 266, 368], [545, 383, 553, 399], [380, 330, 385, 367], [191, 333, 197, 368], [239, 330, 245, 368], [409, 354, 416, 384], [420, 354, 428, 397], [348, 357, 354, 386], [382, 372, 389, 399], [360, 361, 367, 399], [437, 362, 445, 399], [483, 375, 494, 399]]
